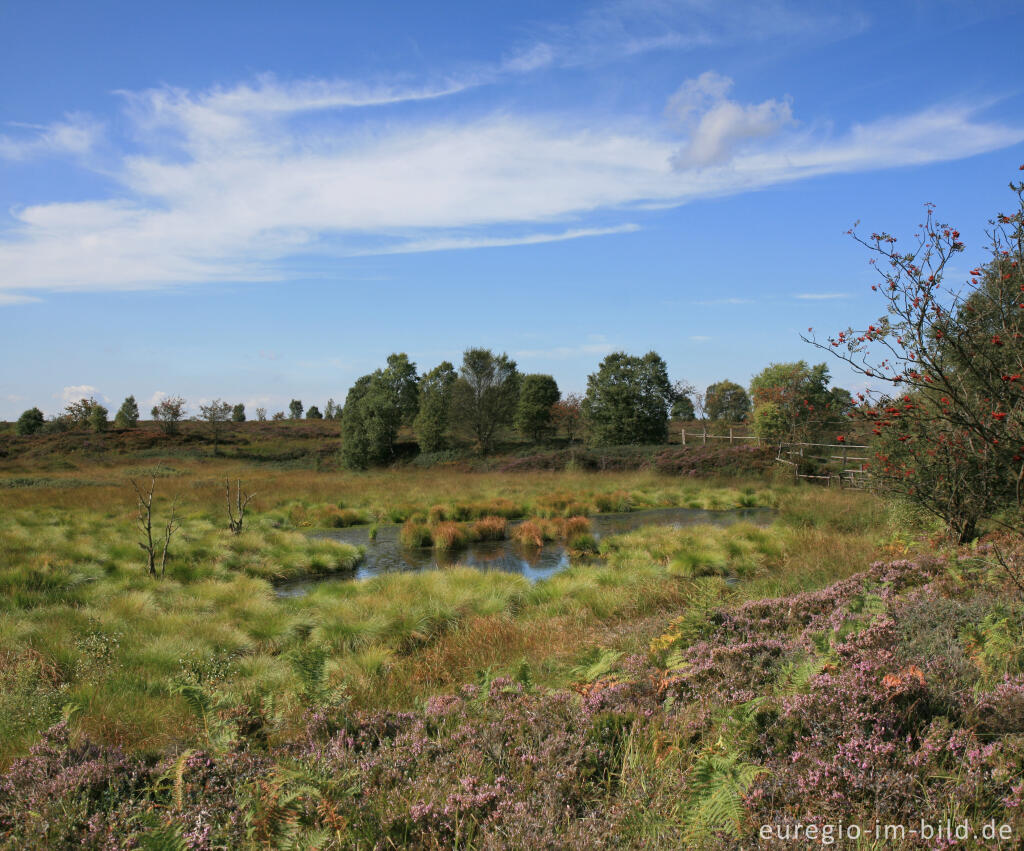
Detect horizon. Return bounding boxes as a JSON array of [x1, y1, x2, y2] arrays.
[[2, 0, 1023, 419]]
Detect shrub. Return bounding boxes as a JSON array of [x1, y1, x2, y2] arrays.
[[15, 407, 45, 436]]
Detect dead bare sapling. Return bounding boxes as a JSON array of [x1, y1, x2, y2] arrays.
[[225, 478, 255, 534], [130, 475, 179, 577]]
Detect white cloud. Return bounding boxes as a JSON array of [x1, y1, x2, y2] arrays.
[[0, 71, 1021, 296], [0, 114, 102, 161], [59, 384, 99, 403], [0, 293, 41, 305], [354, 224, 641, 256], [668, 72, 793, 168], [689, 335, 712, 342]]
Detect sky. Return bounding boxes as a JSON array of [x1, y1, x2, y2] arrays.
[[1, 0, 1023, 419]]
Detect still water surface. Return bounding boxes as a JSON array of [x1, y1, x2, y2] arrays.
[[276, 506, 774, 597]]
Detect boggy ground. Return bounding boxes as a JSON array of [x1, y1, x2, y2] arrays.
[[3, 459, 1020, 848]]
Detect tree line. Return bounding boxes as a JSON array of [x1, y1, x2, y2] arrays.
[[14, 350, 857, 467]]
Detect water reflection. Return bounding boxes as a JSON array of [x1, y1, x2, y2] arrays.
[[276, 506, 773, 597]]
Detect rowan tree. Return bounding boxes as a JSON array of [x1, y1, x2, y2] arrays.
[[551, 393, 584, 443], [152, 396, 187, 435], [806, 169, 1024, 541]]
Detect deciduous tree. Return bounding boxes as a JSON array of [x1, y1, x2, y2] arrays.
[[450, 348, 520, 453], [414, 361, 457, 452], [152, 396, 187, 435], [583, 351, 673, 446], [806, 172, 1024, 542], [114, 396, 139, 429], [515, 374, 560, 443], [16, 407, 44, 435]]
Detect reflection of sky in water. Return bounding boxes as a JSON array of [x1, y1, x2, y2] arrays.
[[276, 506, 774, 597]]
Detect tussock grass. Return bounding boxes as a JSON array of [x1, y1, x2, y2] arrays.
[[0, 457, 883, 763]]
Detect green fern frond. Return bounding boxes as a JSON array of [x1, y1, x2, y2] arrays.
[[683, 743, 766, 841]]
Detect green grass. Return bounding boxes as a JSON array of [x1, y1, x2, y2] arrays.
[[0, 459, 883, 764]]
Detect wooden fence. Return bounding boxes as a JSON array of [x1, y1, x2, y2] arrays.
[[678, 427, 760, 446], [775, 441, 871, 489]]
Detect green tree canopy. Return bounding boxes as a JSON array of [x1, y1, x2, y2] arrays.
[[414, 361, 457, 453], [288, 399, 304, 420], [583, 351, 673, 446], [306, 405, 323, 419], [450, 348, 520, 453], [515, 374, 560, 443], [341, 354, 421, 468], [231, 403, 246, 422], [671, 395, 696, 420], [114, 396, 140, 429], [16, 407, 45, 435], [749, 361, 847, 442], [704, 380, 751, 422]]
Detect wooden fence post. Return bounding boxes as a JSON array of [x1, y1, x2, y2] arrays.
[[729, 427, 734, 444]]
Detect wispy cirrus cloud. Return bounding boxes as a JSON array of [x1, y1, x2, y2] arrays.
[[0, 60, 1021, 299], [0, 114, 103, 161]]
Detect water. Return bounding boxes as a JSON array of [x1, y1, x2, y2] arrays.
[[275, 506, 774, 597]]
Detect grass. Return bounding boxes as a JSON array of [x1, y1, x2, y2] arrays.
[[0, 453, 882, 768]]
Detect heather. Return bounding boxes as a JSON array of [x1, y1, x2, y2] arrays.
[[4, 542, 1024, 848], [4, 446, 1024, 847]]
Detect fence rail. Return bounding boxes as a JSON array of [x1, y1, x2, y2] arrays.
[[776, 441, 873, 489]]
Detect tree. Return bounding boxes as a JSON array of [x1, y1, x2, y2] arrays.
[[450, 348, 520, 453], [583, 351, 673, 446], [289, 399, 304, 420], [671, 395, 696, 420], [255, 407, 267, 421], [306, 405, 323, 419], [749, 362, 846, 443], [88, 402, 109, 432], [16, 407, 45, 435], [198, 399, 232, 454], [551, 393, 583, 443], [705, 380, 751, 422], [225, 479, 255, 535], [152, 396, 187, 435], [341, 354, 421, 468], [129, 474, 179, 577], [324, 398, 340, 420], [379, 353, 420, 426], [414, 361, 457, 452], [271, 411, 285, 421], [515, 374, 560, 443], [114, 396, 140, 429], [231, 403, 246, 422], [806, 172, 1024, 542]]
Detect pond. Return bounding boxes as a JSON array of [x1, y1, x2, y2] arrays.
[[275, 506, 775, 597]]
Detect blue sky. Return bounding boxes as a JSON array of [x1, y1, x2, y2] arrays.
[[1, 0, 1022, 419]]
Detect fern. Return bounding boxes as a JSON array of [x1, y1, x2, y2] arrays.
[[774, 657, 824, 697], [570, 648, 623, 682], [682, 741, 766, 841], [288, 645, 327, 700], [138, 824, 188, 851]]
